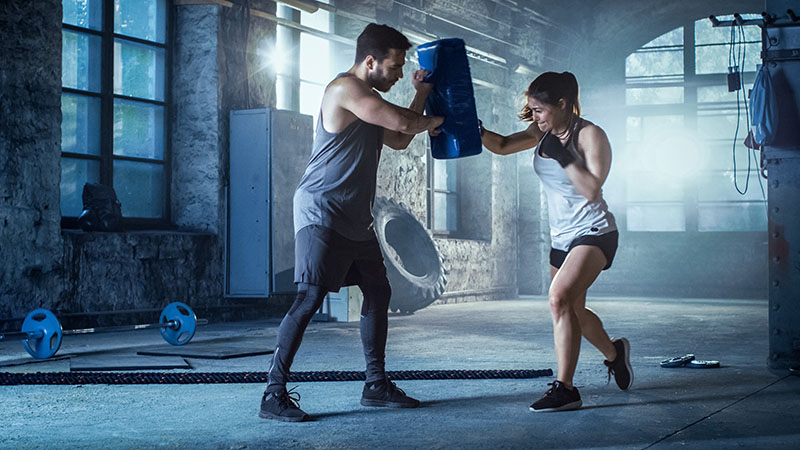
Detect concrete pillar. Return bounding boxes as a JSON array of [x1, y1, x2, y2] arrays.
[[172, 5, 222, 233], [0, 0, 65, 320]]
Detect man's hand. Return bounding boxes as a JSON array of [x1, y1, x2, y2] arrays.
[[412, 69, 434, 94], [428, 116, 444, 136]]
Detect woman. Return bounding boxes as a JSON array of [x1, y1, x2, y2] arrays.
[[480, 71, 632, 412]]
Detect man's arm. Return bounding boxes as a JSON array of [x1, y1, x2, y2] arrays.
[[332, 74, 443, 147], [382, 70, 438, 150]]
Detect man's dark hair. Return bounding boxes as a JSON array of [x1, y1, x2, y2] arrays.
[[355, 23, 411, 63]]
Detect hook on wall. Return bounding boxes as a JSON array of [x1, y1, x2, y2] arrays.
[[710, 11, 800, 28]]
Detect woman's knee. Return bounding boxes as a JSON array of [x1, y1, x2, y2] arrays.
[[548, 288, 575, 316]]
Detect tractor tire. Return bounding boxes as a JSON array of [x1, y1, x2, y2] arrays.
[[373, 197, 447, 313]]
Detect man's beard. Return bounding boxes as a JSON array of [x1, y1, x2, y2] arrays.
[[370, 73, 394, 92]]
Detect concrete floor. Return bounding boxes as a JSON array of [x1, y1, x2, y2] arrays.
[[1, 295, 798, 449]]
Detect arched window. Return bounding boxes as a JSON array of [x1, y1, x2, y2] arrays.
[[621, 14, 765, 232]]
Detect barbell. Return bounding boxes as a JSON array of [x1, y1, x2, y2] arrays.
[[0, 302, 206, 359]]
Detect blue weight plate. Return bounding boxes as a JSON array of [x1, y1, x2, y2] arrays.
[[686, 359, 720, 369], [160, 302, 196, 346], [660, 354, 695, 368], [21, 309, 63, 359]]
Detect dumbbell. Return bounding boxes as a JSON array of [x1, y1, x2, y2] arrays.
[[0, 302, 206, 359]]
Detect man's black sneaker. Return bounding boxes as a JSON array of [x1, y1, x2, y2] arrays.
[[529, 381, 582, 412], [360, 378, 420, 408], [258, 387, 309, 422], [604, 337, 633, 391]]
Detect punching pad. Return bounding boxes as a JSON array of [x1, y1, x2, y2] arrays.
[[417, 38, 482, 160]]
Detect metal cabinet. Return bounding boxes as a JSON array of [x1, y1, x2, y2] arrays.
[[226, 108, 312, 297], [314, 286, 364, 322]]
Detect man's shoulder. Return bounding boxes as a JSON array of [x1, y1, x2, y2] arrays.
[[328, 74, 374, 97], [328, 73, 357, 89]]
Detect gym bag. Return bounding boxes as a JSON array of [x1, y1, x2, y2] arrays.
[[750, 64, 779, 146], [77, 183, 123, 232]]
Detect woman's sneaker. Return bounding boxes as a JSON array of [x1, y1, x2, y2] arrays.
[[529, 381, 582, 412], [360, 378, 420, 408], [604, 337, 633, 391], [259, 387, 309, 422]]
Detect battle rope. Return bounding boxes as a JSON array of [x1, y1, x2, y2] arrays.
[[0, 369, 552, 385]]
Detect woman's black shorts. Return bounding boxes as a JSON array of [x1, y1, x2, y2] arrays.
[[549, 230, 619, 271]]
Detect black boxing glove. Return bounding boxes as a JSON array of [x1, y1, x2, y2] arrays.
[[540, 133, 575, 168]]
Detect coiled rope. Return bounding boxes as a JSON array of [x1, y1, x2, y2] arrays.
[[0, 369, 552, 385]]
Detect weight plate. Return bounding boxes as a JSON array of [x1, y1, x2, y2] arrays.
[[159, 302, 197, 346], [686, 359, 720, 369], [660, 354, 695, 368], [21, 309, 63, 359]]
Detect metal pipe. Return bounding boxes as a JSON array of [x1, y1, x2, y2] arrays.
[[1, 318, 208, 340], [62, 319, 208, 336], [0, 330, 44, 341], [708, 14, 763, 28]]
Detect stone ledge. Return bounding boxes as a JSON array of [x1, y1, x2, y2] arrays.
[[62, 229, 217, 237]]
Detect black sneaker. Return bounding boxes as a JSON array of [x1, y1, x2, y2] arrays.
[[529, 381, 582, 412], [604, 337, 633, 391], [360, 378, 420, 408], [258, 387, 309, 422]]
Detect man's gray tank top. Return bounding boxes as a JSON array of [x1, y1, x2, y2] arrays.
[[533, 118, 617, 251], [293, 77, 384, 241]]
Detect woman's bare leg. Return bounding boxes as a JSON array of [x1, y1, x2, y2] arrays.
[[551, 265, 615, 361], [548, 245, 607, 388], [575, 293, 616, 361]]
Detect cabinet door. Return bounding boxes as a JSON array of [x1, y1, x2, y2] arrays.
[[227, 109, 270, 297]]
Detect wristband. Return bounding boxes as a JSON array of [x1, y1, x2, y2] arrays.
[[540, 133, 575, 168]]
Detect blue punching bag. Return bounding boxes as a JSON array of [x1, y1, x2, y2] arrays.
[[417, 38, 482, 160]]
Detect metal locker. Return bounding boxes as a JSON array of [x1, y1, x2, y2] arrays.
[[226, 108, 313, 297]]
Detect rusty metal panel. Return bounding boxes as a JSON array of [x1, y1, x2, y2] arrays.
[[767, 157, 800, 369], [765, 0, 800, 369]]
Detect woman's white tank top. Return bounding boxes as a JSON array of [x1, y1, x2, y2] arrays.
[[532, 119, 617, 251]]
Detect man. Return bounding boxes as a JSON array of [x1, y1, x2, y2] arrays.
[[259, 23, 444, 422]]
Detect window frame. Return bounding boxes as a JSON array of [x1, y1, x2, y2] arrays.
[[274, 3, 334, 118], [427, 154, 460, 237], [61, 0, 172, 229], [620, 15, 765, 234]]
